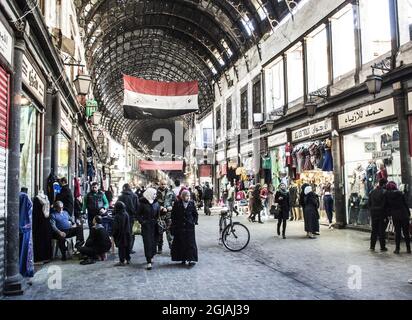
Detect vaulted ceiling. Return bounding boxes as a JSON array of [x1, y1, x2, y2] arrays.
[[74, 0, 300, 151]]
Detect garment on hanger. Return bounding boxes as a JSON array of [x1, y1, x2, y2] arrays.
[[348, 193, 361, 225], [285, 143, 293, 166], [262, 154, 272, 170], [380, 133, 392, 151], [303, 148, 313, 171], [19, 192, 34, 277], [322, 147, 333, 172], [366, 162, 377, 194]]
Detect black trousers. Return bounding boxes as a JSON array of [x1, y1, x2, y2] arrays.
[[393, 218, 411, 251], [53, 226, 84, 256], [78, 246, 98, 259], [277, 218, 287, 235], [204, 200, 212, 215], [370, 217, 387, 249], [250, 210, 262, 222], [130, 217, 136, 251], [118, 245, 131, 263]]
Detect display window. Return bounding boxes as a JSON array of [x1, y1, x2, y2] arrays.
[[269, 146, 288, 190], [19, 98, 39, 197], [58, 133, 70, 178], [343, 123, 401, 227]]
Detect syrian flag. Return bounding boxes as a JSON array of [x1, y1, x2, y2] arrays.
[[123, 74, 199, 119]]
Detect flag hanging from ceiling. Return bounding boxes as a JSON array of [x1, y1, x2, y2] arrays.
[[123, 74, 199, 119]]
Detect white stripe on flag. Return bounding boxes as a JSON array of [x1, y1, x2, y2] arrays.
[[124, 89, 198, 111]]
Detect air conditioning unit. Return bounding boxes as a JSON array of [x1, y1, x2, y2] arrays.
[[253, 113, 263, 123]]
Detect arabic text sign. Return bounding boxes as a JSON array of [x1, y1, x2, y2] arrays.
[[0, 20, 12, 65], [22, 55, 45, 105], [291, 119, 331, 142], [338, 99, 394, 129], [372, 150, 392, 160]]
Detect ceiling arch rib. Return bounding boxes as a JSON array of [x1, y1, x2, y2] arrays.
[[74, 0, 301, 151]]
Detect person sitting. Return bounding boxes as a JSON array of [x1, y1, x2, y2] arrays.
[[78, 215, 112, 265], [50, 201, 84, 260]]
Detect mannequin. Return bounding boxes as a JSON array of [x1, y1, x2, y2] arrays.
[[366, 160, 378, 195], [322, 138, 333, 172]]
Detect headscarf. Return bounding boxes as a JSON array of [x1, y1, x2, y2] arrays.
[[143, 187, 158, 204], [279, 183, 288, 195], [386, 181, 398, 191], [181, 190, 191, 209], [304, 186, 312, 195]]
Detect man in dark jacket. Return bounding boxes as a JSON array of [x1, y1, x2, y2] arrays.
[[112, 201, 132, 266], [368, 178, 388, 251], [79, 215, 112, 265], [56, 177, 74, 217], [203, 182, 213, 216], [156, 180, 172, 254], [385, 181, 411, 254], [118, 183, 139, 253], [82, 182, 109, 229]]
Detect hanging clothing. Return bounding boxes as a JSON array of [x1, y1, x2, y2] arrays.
[[296, 148, 305, 173], [303, 148, 313, 171], [322, 147, 333, 172], [74, 177, 81, 199], [285, 143, 292, 166], [366, 163, 378, 194], [19, 192, 34, 278], [261, 155, 271, 169], [32, 194, 52, 263], [271, 149, 280, 190]]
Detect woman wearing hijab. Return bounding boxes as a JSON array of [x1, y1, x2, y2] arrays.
[[385, 181, 411, 254], [303, 186, 320, 239], [275, 183, 290, 239], [170, 189, 199, 266], [112, 201, 131, 266], [137, 188, 160, 270], [249, 184, 264, 223]]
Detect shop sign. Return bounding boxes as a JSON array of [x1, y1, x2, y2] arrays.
[[61, 110, 72, 136], [240, 143, 252, 154], [227, 147, 238, 159], [268, 132, 287, 147], [338, 99, 395, 129], [0, 19, 12, 65], [22, 55, 45, 105], [372, 150, 392, 160], [216, 151, 225, 162], [292, 118, 331, 142]]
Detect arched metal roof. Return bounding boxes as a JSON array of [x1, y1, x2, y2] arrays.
[[74, 0, 300, 150]]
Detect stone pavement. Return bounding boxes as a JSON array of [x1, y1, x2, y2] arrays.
[[4, 207, 412, 300]]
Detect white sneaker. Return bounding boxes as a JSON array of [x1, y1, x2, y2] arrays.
[[146, 263, 152, 270]]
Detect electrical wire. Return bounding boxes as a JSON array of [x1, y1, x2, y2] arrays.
[[10, 0, 39, 23]]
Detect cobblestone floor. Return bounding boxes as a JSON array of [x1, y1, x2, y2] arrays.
[[5, 208, 412, 300]]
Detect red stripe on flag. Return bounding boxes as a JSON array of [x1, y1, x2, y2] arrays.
[[139, 160, 184, 171], [123, 74, 198, 96]]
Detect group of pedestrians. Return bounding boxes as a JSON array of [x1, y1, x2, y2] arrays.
[[369, 179, 411, 254]]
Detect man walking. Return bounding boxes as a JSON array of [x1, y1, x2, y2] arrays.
[[368, 178, 388, 252], [118, 183, 140, 254], [203, 182, 213, 216]]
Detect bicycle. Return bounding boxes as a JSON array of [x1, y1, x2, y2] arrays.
[[218, 208, 250, 251]]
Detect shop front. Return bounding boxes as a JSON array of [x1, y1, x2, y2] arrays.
[[216, 150, 226, 201], [226, 146, 238, 185], [290, 118, 334, 222], [267, 131, 289, 190], [239, 142, 254, 189], [20, 54, 46, 197], [338, 98, 400, 228], [57, 108, 72, 179]]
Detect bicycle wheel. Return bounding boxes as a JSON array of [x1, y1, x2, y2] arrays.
[[222, 222, 250, 252]]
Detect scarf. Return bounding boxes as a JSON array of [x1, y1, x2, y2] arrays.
[[143, 188, 157, 204]]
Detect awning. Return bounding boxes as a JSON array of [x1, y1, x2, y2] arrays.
[[139, 160, 183, 171]]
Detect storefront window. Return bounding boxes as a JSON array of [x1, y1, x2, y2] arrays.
[[331, 4, 356, 79], [359, 0, 392, 64], [286, 43, 304, 104], [306, 24, 329, 93], [398, 0, 412, 45], [20, 103, 38, 196], [58, 133, 70, 178], [266, 57, 285, 111], [343, 124, 401, 227]]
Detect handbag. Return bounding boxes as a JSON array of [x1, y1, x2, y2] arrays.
[[132, 220, 142, 235], [270, 205, 281, 219]]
